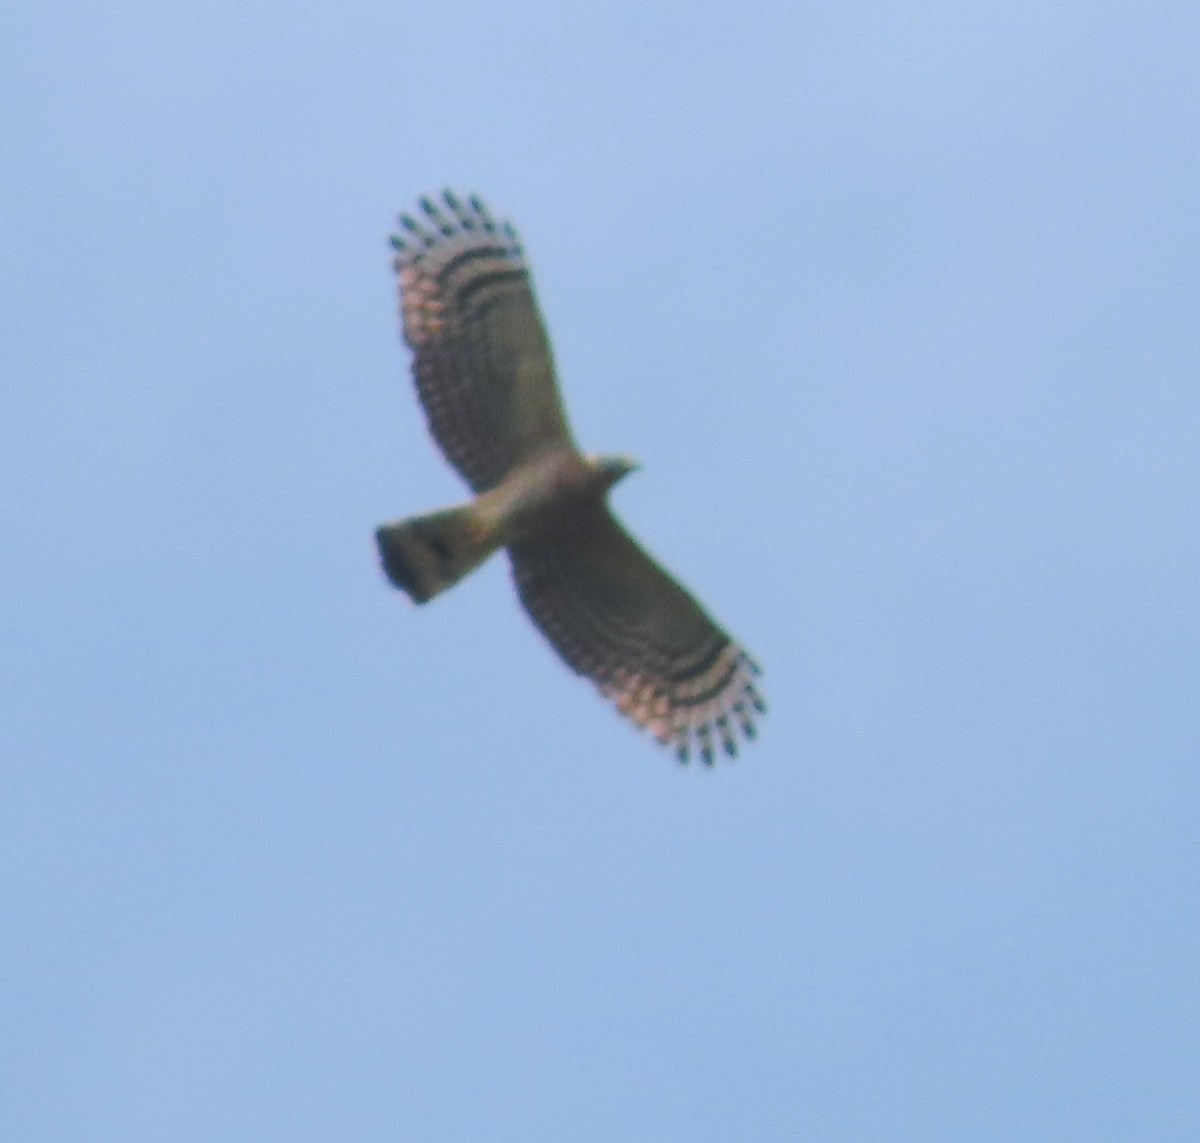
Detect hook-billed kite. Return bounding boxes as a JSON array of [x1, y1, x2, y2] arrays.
[[376, 192, 765, 764]]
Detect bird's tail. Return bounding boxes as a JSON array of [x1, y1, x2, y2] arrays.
[[375, 504, 500, 604]]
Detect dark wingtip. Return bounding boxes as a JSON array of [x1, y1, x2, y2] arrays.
[[470, 194, 496, 232]]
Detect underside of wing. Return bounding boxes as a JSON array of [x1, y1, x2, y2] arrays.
[[391, 192, 576, 493], [509, 507, 765, 764]]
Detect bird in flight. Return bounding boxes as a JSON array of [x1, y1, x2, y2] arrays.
[[377, 191, 765, 764]]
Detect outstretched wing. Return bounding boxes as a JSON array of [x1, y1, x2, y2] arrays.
[[510, 506, 765, 764], [390, 192, 576, 493]]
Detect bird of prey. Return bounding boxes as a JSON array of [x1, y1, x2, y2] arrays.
[[376, 191, 765, 764]]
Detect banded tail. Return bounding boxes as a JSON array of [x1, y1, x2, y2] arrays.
[[375, 505, 499, 604]]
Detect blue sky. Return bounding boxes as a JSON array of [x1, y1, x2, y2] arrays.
[[3, 2, 1198, 1139]]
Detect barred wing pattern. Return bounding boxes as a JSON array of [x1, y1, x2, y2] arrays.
[[510, 506, 765, 764], [390, 193, 576, 493]]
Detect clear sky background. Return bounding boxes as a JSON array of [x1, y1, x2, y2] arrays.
[[3, 2, 1198, 1139]]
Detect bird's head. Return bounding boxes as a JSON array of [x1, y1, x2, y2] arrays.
[[589, 452, 641, 490]]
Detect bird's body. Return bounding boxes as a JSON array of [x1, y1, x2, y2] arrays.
[[376, 448, 630, 603], [478, 449, 634, 547], [377, 191, 765, 763]]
